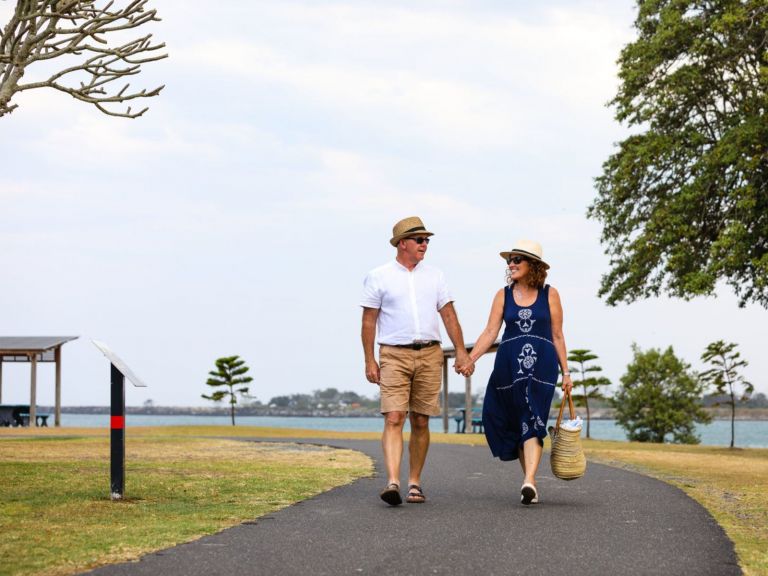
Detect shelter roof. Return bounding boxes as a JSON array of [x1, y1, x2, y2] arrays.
[[0, 337, 79, 362], [442, 340, 500, 359]]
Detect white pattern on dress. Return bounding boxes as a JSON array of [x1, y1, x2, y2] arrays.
[[517, 343, 538, 375], [500, 334, 554, 346], [515, 308, 536, 333]]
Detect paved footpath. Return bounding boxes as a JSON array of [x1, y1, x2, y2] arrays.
[[83, 438, 740, 576]]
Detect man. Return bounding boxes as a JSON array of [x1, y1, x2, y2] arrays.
[[361, 216, 472, 506]]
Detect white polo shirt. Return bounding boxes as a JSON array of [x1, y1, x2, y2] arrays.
[[360, 260, 453, 345]]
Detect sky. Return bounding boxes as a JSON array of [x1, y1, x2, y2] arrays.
[[1, 0, 765, 409]]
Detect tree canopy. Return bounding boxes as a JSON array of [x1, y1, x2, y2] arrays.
[[614, 344, 711, 443], [589, 1, 768, 307], [0, 0, 166, 118]]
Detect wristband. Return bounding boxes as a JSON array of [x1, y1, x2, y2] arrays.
[[562, 372, 570, 377]]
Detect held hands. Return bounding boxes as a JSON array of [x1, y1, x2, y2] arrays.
[[454, 352, 475, 377]]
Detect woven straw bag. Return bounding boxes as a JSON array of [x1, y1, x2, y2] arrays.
[[548, 389, 586, 481]]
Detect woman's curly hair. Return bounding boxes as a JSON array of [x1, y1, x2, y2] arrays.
[[506, 259, 548, 289]]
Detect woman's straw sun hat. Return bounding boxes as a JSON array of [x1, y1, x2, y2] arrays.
[[390, 216, 434, 246], [500, 239, 550, 269]]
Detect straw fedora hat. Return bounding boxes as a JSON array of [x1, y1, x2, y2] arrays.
[[500, 240, 550, 269], [389, 216, 434, 247]]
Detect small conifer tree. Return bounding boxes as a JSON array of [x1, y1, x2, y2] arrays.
[[202, 355, 253, 426]]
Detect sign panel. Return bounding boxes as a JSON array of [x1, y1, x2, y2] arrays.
[[92, 340, 148, 388]]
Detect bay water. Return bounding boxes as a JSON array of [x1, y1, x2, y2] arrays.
[[57, 413, 767, 448]]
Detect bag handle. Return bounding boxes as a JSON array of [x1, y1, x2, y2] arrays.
[[554, 387, 576, 436]]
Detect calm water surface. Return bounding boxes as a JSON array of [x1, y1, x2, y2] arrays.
[[58, 414, 768, 448]]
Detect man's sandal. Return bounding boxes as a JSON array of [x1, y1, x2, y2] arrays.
[[380, 483, 402, 506], [406, 484, 426, 504]]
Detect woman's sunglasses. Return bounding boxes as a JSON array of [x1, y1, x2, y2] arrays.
[[506, 255, 528, 265], [405, 237, 430, 244]]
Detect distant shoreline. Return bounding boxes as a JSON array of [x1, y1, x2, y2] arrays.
[[38, 405, 768, 421]]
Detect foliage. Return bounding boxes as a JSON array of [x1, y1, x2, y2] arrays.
[[265, 388, 480, 412], [202, 355, 253, 426], [614, 345, 711, 443], [700, 340, 754, 447], [589, 1, 768, 307], [0, 0, 167, 118], [267, 389, 380, 411], [567, 349, 612, 438]]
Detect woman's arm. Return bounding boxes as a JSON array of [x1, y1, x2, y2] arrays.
[[465, 288, 505, 366], [549, 286, 573, 392]]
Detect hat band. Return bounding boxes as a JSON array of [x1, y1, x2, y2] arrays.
[[402, 226, 426, 234], [510, 249, 541, 260]]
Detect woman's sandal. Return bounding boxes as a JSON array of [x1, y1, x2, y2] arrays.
[[520, 483, 538, 505], [380, 483, 402, 506], [406, 484, 426, 504]]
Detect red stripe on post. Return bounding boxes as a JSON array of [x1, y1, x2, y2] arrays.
[[111, 416, 125, 429]]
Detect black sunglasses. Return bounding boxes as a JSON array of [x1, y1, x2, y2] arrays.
[[405, 236, 431, 244], [506, 255, 528, 265]]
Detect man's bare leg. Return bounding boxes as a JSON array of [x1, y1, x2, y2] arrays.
[[407, 412, 430, 501], [382, 411, 407, 486]]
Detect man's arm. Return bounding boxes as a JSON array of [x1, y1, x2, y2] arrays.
[[361, 307, 380, 384], [439, 302, 472, 374]]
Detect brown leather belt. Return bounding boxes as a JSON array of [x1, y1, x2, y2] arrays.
[[389, 340, 440, 351]]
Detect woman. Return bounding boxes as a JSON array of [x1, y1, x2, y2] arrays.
[[462, 240, 572, 505]]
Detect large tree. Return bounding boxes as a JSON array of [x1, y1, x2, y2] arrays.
[[700, 340, 753, 448], [567, 349, 612, 439], [589, 1, 768, 307], [614, 344, 711, 443], [0, 0, 166, 118]]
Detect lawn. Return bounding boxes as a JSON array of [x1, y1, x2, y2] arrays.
[[0, 428, 372, 576]]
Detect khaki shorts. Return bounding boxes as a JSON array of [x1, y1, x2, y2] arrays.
[[379, 344, 444, 416]]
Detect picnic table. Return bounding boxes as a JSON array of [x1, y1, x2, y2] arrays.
[[0, 405, 49, 427], [453, 408, 484, 433]]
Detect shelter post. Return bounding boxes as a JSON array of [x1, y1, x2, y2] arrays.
[[30, 353, 38, 426], [464, 375, 473, 433], [55, 346, 62, 426]]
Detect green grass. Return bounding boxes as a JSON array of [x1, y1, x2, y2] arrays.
[[0, 430, 372, 576]]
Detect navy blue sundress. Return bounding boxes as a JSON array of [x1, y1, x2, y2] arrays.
[[482, 284, 558, 461]]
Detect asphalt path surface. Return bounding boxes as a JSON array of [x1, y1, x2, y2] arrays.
[[83, 437, 740, 576]]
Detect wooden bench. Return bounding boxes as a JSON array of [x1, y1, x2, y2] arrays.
[[453, 408, 484, 433]]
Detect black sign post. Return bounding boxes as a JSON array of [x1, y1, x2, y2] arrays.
[[111, 363, 126, 499], [93, 340, 147, 501]]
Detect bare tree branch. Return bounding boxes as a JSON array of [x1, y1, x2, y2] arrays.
[[0, 0, 167, 118]]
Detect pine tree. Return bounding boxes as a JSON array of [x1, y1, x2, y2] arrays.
[[202, 356, 253, 426], [700, 341, 754, 448], [567, 349, 611, 439]]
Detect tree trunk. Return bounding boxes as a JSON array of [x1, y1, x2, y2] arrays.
[[729, 386, 735, 448], [584, 385, 591, 439]]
